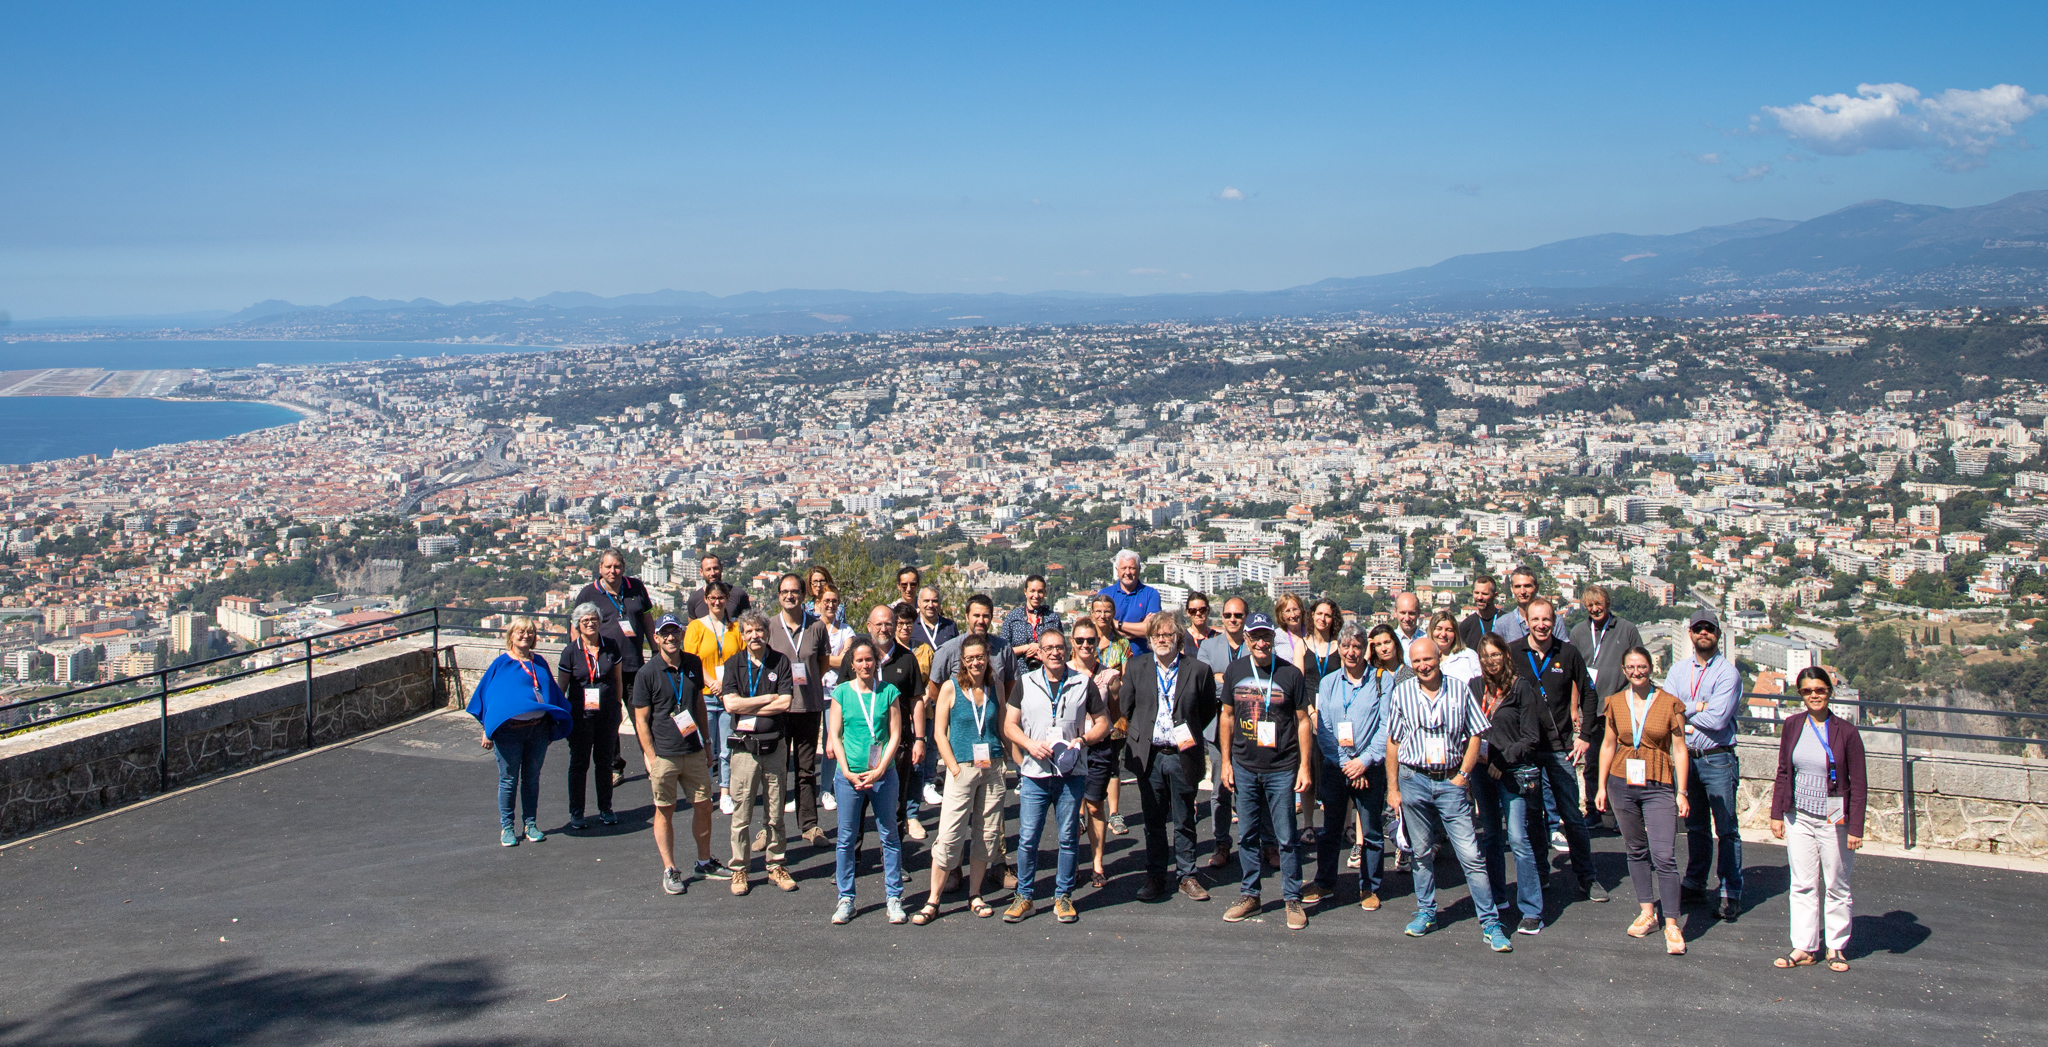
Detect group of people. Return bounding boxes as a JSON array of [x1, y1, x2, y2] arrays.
[[467, 551, 1870, 968]]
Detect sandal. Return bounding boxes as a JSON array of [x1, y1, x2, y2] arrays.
[[1826, 951, 1850, 972], [969, 896, 994, 918], [910, 903, 940, 926], [1773, 951, 1818, 969], [1627, 911, 1658, 938], [1091, 870, 1107, 889]]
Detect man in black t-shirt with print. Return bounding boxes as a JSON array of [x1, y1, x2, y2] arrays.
[[1218, 612, 1315, 930]]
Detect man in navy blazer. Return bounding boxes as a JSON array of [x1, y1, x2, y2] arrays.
[[1121, 612, 1220, 902]]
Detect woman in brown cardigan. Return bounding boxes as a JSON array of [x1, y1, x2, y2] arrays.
[[1594, 646, 1690, 955], [1770, 666, 1867, 973]]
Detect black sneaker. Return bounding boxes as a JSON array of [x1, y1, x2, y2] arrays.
[[1582, 878, 1609, 903], [695, 858, 732, 881], [1517, 917, 1544, 935], [598, 810, 619, 826]]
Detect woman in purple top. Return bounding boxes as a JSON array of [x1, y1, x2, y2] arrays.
[[1769, 666, 1867, 973]]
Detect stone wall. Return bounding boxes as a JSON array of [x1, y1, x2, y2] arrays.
[[0, 641, 449, 842], [1736, 734, 2048, 861]]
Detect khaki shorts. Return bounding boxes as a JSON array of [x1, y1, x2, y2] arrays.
[[649, 751, 714, 807]]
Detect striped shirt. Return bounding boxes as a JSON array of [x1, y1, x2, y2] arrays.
[[1386, 673, 1491, 771]]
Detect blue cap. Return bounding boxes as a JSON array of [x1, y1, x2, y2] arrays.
[[1244, 611, 1277, 635], [655, 613, 683, 632]]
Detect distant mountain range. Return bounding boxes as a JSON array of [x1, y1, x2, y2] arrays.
[[27, 190, 2048, 338]]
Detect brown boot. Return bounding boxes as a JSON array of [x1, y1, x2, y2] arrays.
[[1223, 894, 1261, 922], [1207, 841, 1232, 869], [1135, 875, 1169, 902]]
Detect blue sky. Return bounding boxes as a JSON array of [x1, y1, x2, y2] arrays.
[[5, 1, 2047, 317]]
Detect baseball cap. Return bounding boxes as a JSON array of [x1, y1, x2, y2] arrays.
[[1686, 608, 1720, 632], [1244, 611, 1277, 635], [654, 613, 683, 632]]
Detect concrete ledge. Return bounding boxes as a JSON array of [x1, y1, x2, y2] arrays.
[[0, 641, 444, 842]]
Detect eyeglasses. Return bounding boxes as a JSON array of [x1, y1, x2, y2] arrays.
[[1797, 687, 1830, 696], [1221, 612, 1245, 619]]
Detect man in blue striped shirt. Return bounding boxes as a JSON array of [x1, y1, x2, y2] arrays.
[[1385, 637, 1512, 952]]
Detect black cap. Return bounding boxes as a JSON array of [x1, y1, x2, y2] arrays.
[[1687, 607, 1721, 632]]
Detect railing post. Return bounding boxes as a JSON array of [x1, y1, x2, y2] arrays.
[[157, 669, 170, 793], [1899, 705, 1914, 850], [431, 607, 441, 706], [304, 638, 316, 750]]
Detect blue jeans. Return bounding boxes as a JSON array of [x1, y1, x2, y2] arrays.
[[1235, 764, 1302, 901], [1534, 750, 1595, 884], [491, 719, 550, 829], [833, 767, 904, 900], [705, 710, 731, 790], [1684, 749, 1744, 900], [1207, 739, 1238, 848], [1470, 767, 1544, 919], [1399, 767, 1500, 925], [910, 719, 938, 818], [1016, 773, 1086, 899], [1314, 758, 1386, 895]]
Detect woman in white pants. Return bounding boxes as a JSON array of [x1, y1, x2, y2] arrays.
[[1769, 666, 1867, 973]]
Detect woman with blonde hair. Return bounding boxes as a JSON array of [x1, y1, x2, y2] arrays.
[[467, 616, 571, 847], [1272, 594, 1310, 671]]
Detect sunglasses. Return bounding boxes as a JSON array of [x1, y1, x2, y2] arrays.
[[1188, 606, 1209, 614], [1221, 612, 1245, 619], [1797, 687, 1830, 696], [1073, 637, 1098, 646]]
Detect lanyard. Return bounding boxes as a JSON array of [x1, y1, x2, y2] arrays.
[[599, 581, 629, 616], [1689, 655, 1716, 704], [1028, 609, 1044, 643], [1043, 669, 1073, 723], [669, 665, 689, 711], [1809, 715, 1837, 784], [852, 684, 882, 742], [967, 684, 993, 738], [1311, 642, 1335, 680], [1248, 659, 1277, 720], [1157, 658, 1179, 717], [1525, 643, 1557, 681], [578, 641, 599, 688], [1628, 689, 1652, 751], [1338, 670, 1372, 737], [917, 619, 941, 648], [1480, 612, 1497, 635], [1480, 681, 1505, 718], [707, 622, 728, 664], [746, 656, 763, 697], [1588, 616, 1613, 662], [515, 657, 544, 701]]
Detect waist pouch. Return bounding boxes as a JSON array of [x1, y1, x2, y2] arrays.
[[728, 733, 782, 756], [1509, 765, 1544, 795]]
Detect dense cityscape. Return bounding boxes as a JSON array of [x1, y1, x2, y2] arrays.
[[5, 306, 2048, 740]]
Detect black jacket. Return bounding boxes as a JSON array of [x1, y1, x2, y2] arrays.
[[1118, 652, 1219, 777], [1476, 675, 1545, 770]]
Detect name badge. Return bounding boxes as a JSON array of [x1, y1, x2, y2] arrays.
[[737, 716, 759, 732], [1170, 722, 1196, 750], [618, 619, 636, 638], [583, 692, 601, 712], [792, 660, 810, 686], [1625, 758, 1648, 787], [972, 742, 993, 767], [1256, 721, 1277, 747], [1424, 737, 1447, 766], [671, 709, 698, 739], [1337, 721, 1355, 748], [1588, 667, 1600, 689]]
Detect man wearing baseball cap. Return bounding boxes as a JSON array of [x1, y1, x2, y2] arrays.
[[630, 612, 726, 895], [1664, 607, 1744, 921], [1218, 612, 1314, 930]]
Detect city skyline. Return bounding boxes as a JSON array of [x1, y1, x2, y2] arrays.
[[5, 2, 2047, 318]]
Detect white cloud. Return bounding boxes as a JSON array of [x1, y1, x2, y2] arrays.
[[1130, 267, 1167, 275], [1760, 82, 2048, 170], [1685, 151, 1723, 165], [1214, 186, 1246, 201], [1730, 163, 1772, 183]]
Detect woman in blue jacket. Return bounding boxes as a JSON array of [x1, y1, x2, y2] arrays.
[[468, 617, 572, 847]]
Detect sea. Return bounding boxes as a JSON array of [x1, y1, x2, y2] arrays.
[[0, 338, 554, 372], [0, 396, 305, 465], [0, 338, 555, 464]]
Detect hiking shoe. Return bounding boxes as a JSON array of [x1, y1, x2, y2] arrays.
[[1583, 878, 1610, 903], [567, 815, 589, 831], [1223, 895, 1261, 922], [1300, 882, 1331, 906], [766, 864, 798, 892], [1053, 895, 1079, 923], [1207, 842, 1232, 869], [499, 826, 518, 847], [523, 820, 545, 843], [887, 898, 908, 924], [1483, 923, 1514, 952], [1178, 876, 1211, 901], [1404, 912, 1438, 937], [1286, 901, 1308, 930], [1003, 897, 1033, 923], [730, 869, 750, 896], [803, 827, 829, 848], [1359, 892, 1382, 911], [695, 858, 731, 881], [831, 897, 855, 924], [662, 868, 688, 895], [1518, 917, 1544, 935]]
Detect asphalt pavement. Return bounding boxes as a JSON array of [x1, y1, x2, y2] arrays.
[[0, 710, 2039, 1047]]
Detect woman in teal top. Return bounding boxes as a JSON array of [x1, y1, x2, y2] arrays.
[[910, 635, 1006, 923], [827, 637, 905, 925]]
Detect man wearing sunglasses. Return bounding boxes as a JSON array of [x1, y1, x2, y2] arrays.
[[1664, 607, 1744, 922]]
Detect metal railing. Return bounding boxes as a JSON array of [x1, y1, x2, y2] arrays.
[[0, 606, 572, 792], [1736, 696, 2048, 851]]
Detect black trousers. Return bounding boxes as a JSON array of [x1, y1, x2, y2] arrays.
[[1133, 746, 1206, 880], [783, 709, 823, 833], [566, 698, 621, 816]]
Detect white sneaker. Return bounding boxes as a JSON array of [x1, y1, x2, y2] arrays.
[[1550, 830, 1569, 852], [719, 794, 735, 816], [784, 799, 797, 813], [822, 793, 838, 811], [922, 783, 944, 806]]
